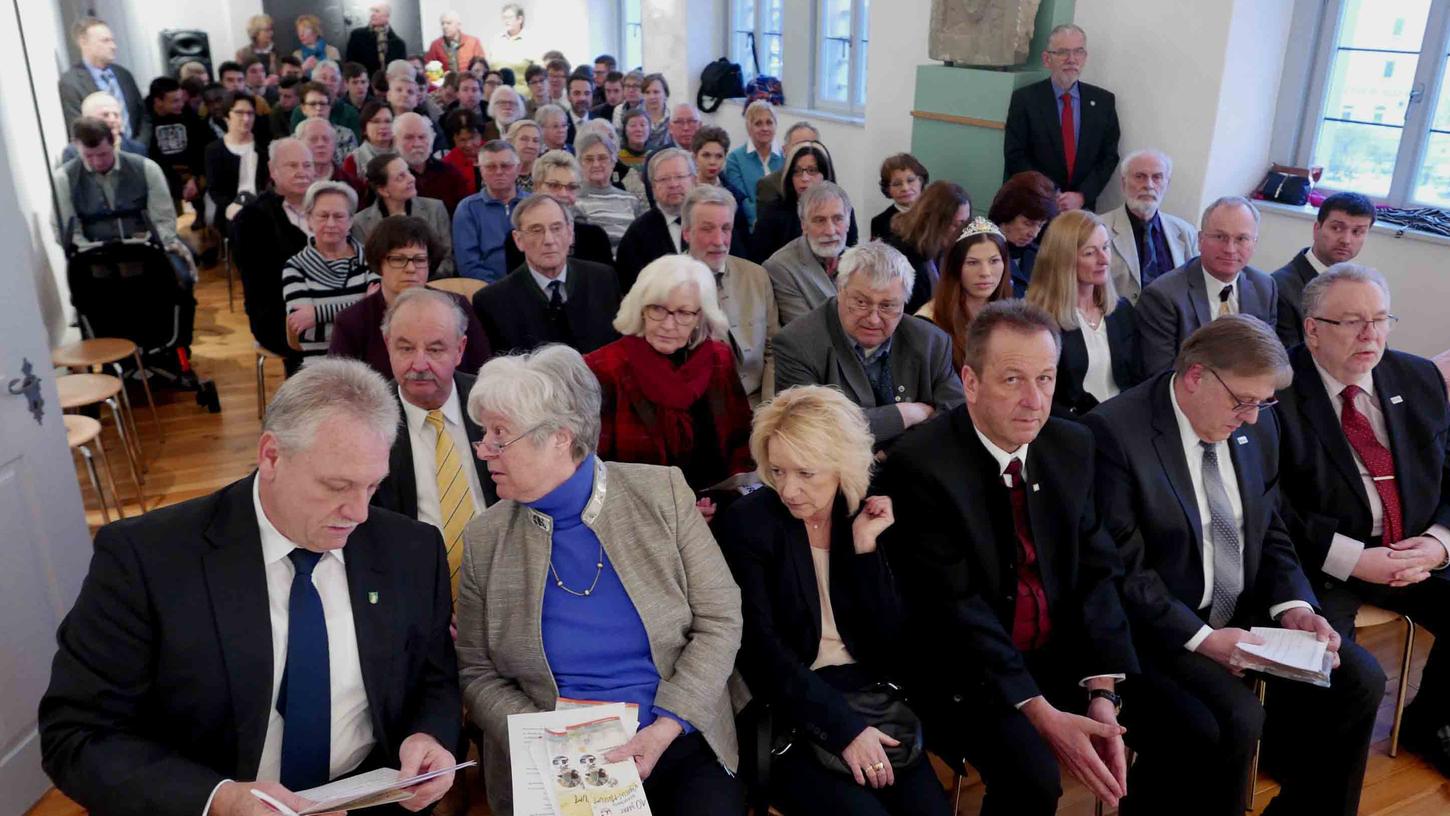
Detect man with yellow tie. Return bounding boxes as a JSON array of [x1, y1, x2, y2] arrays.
[[374, 286, 496, 597]]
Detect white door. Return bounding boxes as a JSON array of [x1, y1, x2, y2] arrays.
[[0, 113, 96, 811]]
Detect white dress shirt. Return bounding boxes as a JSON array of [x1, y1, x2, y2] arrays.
[[1304, 249, 1330, 275], [1311, 361, 1450, 580], [1201, 268, 1240, 317], [1169, 379, 1311, 652], [398, 384, 488, 530], [664, 211, 684, 253], [227, 140, 258, 196], [529, 263, 569, 303], [1076, 309, 1119, 404]]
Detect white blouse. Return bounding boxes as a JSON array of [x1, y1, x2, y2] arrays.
[[227, 139, 258, 196], [1077, 309, 1119, 404]]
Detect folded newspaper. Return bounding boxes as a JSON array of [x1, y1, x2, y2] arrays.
[[1231, 627, 1334, 687]]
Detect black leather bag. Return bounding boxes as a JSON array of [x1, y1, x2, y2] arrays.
[[698, 57, 745, 113], [808, 681, 926, 774], [1259, 171, 1312, 206]]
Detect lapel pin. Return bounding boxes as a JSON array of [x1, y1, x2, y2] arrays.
[[1032, 483, 1040, 492], [1236, 436, 1248, 445], [1391, 395, 1404, 405], [1090, 100, 1096, 106], [368, 591, 379, 605]]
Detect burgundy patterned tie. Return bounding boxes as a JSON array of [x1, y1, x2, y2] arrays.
[[1340, 384, 1403, 543]]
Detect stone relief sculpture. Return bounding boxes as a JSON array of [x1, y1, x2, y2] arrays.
[[929, 0, 1042, 66]]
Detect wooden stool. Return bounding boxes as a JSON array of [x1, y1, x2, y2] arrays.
[[256, 343, 283, 419], [57, 373, 148, 509], [53, 337, 164, 442], [1356, 603, 1415, 757], [65, 414, 124, 522], [429, 277, 487, 299]]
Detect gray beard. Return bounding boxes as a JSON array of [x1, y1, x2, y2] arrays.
[[1125, 198, 1160, 220]]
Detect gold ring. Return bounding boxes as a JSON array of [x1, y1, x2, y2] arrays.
[[871, 762, 885, 771]]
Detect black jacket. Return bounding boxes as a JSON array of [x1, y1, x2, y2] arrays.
[[1003, 78, 1120, 210], [751, 198, 859, 266], [878, 406, 1138, 707], [374, 371, 499, 517], [60, 62, 145, 141], [503, 222, 615, 273], [345, 26, 408, 76], [614, 207, 755, 292], [233, 191, 308, 357], [472, 259, 621, 355], [1052, 299, 1143, 419], [39, 476, 461, 816], [870, 204, 897, 242], [1275, 344, 1450, 578], [1272, 248, 1316, 348], [204, 139, 271, 227]]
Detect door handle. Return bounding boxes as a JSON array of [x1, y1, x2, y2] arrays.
[[7, 357, 44, 425]]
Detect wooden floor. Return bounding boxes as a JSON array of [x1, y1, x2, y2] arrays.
[[28, 251, 1450, 815]]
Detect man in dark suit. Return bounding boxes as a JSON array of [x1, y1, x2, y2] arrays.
[[773, 242, 963, 448], [1274, 264, 1450, 773], [1083, 316, 1385, 815], [233, 138, 315, 374], [59, 17, 145, 141], [474, 194, 621, 355], [1003, 24, 1119, 212], [880, 301, 1137, 814], [515, 151, 615, 269], [40, 358, 462, 816], [345, 3, 408, 77], [1272, 192, 1376, 348], [374, 288, 496, 593], [1136, 196, 1278, 375]]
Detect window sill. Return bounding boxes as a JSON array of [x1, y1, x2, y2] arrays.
[[1257, 200, 1450, 249], [716, 97, 865, 128]]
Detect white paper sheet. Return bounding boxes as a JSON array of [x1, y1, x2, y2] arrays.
[[1237, 627, 1327, 672]]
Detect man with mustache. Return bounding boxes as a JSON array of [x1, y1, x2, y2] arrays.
[[1100, 149, 1199, 304], [373, 286, 496, 577], [1272, 192, 1377, 347]]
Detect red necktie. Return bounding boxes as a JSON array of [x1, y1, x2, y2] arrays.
[[822, 255, 839, 280], [1061, 91, 1077, 181], [1004, 458, 1052, 651], [1340, 385, 1403, 543]]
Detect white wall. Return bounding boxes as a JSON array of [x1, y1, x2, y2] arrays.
[[122, 0, 263, 79], [417, 0, 611, 73]]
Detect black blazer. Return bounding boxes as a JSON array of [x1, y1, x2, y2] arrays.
[[1052, 299, 1142, 419], [881, 232, 938, 315], [472, 259, 621, 355], [39, 476, 461, 816], [204, 139, 271, 227], [614, 208, 754, 293], [1081, 372, 1317, 653], [345, 26, 408, 76], [1003, 78, 1120, 210], [1272, 248, 1316, 348], [374, 371, 499, 518], [503, 222, 614, 272], [878, 406, 1138, 707], [750, 198, 860, 266], [59, 62, 145, 140], [1275, 344, 1450, 577], [716, 489, 907, 753], [870, 204, 897, 242], [232, 191, 309, 357]]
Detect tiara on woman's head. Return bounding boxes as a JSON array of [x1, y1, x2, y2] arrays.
[[958, 216, 1004, 242]]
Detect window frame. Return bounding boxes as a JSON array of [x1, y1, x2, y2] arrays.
[[1295, 0, 1450, 207], [812, 0, 868, 116], [729, 0, 784, 83], [620, 0, 643, 73]]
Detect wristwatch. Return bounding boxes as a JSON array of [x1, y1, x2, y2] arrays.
[[1088, 688, 1122, 715]]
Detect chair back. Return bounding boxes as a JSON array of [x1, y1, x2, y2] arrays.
[[429, 277, 487, 299]]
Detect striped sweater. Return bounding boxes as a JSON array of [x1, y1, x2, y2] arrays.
[[281, 237, 377, 354], [577, 182, 645, 253]]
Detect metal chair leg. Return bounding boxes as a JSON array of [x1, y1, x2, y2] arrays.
[[106, 396, 148, 509], [256, 352, 267, 420], [1247, 678, 1267, 811], [953, 769, 964, 815], [130, 348, 164, 441], [75, 444, 111, 523], [224, 237, 235, 311], [93, 433, 125, 519], [108, 362, 147, 470], [1391, 616, 1416, 757]]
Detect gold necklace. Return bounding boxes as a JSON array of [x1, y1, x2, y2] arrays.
[[548, 541, 606, 597]]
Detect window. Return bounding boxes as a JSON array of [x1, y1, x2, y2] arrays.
[[621, 0, 642, 72], [816, 0, 869, 114], [1299, 0, 1450, 205], [730, 0, 783, 82]]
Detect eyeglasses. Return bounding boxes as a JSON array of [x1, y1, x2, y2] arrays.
[[383, 254, 430, 269], [540, 181, 582, 193], [643, 304, 701, 324], [480, 161, 519, 172], [1201, 231, 1257, 248], [1206, 367, 1278, 414], [888, 175, 920, 190], [473, 423, 543, 456], [792, 166, 824, 179], [654, 173, 694, 186], [1309, 315, 1399, 334], [1047, 47, 1088, 59], [521, 223, 569, 239], [302, 100, 330, 109], [844, 295, 904, 319]]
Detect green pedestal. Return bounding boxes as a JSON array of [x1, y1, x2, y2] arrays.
[[909, 0, 1076, 210]]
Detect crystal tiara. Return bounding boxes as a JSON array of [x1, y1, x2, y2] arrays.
[[957, 216, 1004, 242]]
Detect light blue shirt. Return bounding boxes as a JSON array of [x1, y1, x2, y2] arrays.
[[528, 264, 568, 303], [84, 59, 132, 138]]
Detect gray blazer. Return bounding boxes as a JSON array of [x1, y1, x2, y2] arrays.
[[457, 459, 742, 815], [1101, 204, 1199, 304], [351, 196, 455, 278], [772, 298, 965, 444], [1136, 258, 1279, 375], [763, 236, 837, 327], [720, 255, 780, 404]]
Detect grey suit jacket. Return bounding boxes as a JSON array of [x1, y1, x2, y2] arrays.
[[719, 255, 780, 404], [763, 236, 837, 327], [457, 460, 742, 815], [1101, 205, 1199, 304], [772, 298, 965, 444], [1136, 258, 1279, 375], [351, 196, 455, 278]]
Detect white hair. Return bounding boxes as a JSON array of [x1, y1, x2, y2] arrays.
[[534, 103, 568, 127], [386, 59, 416, 82], [268, 136, 306, 163], [381, 285, 469, 339], [574, 126, 617, 158], [80, 91, 120, 117], [301, 180, 358, 214], [440, 10, 462, 24], [647, 146, 695, 179], [313, 59, 341, 79], [469, 345, 602, 461], [1119, 148, 1174, 179], [294, 117, 335, 140], [682, 184, 737, 230], [835, 241, 916, 297], [613, 255, 729, 348], [393, 111, 434, 136], [798, 180, 852, 222], [262, 357, 398, 453], [1302, 263, 1392, 318]]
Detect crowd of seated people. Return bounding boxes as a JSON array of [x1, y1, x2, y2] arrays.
[[43, 11, 1450, 816]]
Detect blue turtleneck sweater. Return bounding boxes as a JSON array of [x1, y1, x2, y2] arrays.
[[528, 455, 692, 732]]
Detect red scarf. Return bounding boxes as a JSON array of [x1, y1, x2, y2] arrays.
[[618, 335, 717, 458]]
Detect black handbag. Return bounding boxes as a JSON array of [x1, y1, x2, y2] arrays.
[[808, 681, 926, 774], [1258, 171, 1311, 206], [697, 57, 745, 113]]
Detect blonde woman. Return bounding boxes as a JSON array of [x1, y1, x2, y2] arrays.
[[293, 14, 341, 75], [716, 386, 952, 815], [723, 99, 784, 227], [1026, 209, 1142, 417]]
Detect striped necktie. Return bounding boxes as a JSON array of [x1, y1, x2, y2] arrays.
[[426, 409, 474, 599]]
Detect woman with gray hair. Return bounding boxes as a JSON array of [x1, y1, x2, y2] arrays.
[[457, 344, 746, 816], [585, 255, 755, 519], [483, 85, 524, 141], [281, 180, 377, 356], [575, 129, 644, 252], [533, 103, 570, 152]]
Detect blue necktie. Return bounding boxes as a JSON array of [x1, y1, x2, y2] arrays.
[[99, 70, 131, 138], [278, 549, 331, 791]]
